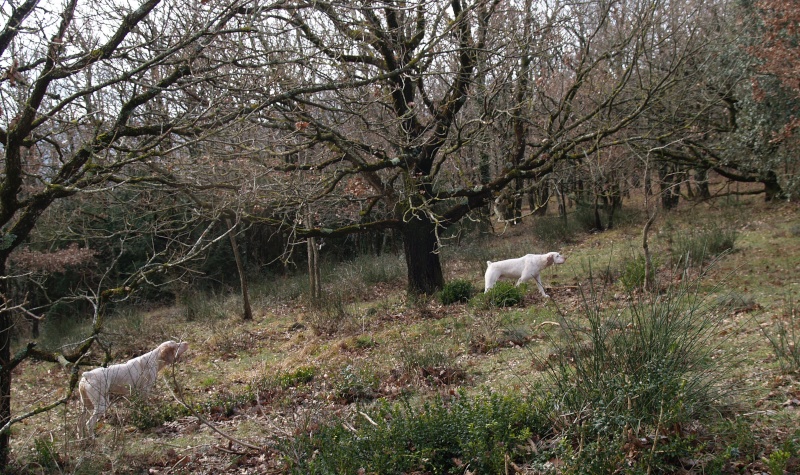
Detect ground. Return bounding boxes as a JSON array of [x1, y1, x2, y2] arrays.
[[7, 196, 800, 474]]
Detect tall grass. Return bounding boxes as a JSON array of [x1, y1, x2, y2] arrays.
[[761, 298, 800, 373], [541, 269, 739, 470], [669, 221, 739, 267]]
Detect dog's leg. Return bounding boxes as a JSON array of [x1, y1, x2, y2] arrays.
[[516, 262, 536, 288], [535, 274, 549, 297], [484, 265, 497, 293]]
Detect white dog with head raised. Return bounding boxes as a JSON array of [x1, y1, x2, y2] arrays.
[[78, 340, 189, 437], [484, 252, 567, 297]]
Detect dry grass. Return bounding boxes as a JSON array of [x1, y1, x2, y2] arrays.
[[7, 196, 800, 474]]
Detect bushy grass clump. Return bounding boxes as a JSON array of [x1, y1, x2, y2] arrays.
[[128, 393, 189, 430], [305, 291, 356, 336], [531, 215, 583, 247], [275, 366, 315, 389], [279, 391, 550, 474], [540, 273, 738, 471], [439, 279, 474, 305], [331, 253, 406, 290], [669, 221, 738, 267]]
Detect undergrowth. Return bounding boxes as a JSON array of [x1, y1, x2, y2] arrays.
[[667, 220, 739, 267], [279, 390, 550, 474], [539, 268, 741, 472], [275, 267, 744, 473]]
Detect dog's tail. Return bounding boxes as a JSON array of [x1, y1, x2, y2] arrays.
[[486, 260, 492, 266]]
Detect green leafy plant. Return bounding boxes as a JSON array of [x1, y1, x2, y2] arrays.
[[276, 366, 315, 389], [439, 279, 474, 305], [278, 391, 550, 474], [478, 281, 525, 307], [764, 449, 791, 475], [333, 364, 380, 403]]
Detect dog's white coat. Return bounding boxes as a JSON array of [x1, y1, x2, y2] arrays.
[[484, 252, 567, 297], [78, 340, 188, 437]]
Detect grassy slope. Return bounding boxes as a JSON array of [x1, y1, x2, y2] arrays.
[[8, 197, 800, 474]]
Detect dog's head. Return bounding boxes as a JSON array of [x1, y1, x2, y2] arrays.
[[548, 252, 567, 265], [157, 340, 189, 367]]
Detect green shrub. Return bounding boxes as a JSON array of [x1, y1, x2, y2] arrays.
[[31, 437, 61, 472], [128, 395, 187, 430], [276, 366, 315, 389], [764, 449, 791, 475], [333, 364, 380, 403], [619, 254, 659, 291], [439, 279, 474, 305], [480, 281, 525, 307], [278, 391, 550, 474]]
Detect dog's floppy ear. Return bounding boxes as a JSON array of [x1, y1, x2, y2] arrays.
[[547, 254, 554, 265], [159, 341, 189, 364]]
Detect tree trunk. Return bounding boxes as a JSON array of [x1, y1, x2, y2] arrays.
[[225, 218, 252, 321], [401, 216, 444, 296], [763, 170, 785, 202], [305, 204, 321, 299], [528, 178, 550, 216], [0, 260, 11, 468], [695, 168, 711, 199], [658, 164, 680, 210], [593, 195, 603, 231]]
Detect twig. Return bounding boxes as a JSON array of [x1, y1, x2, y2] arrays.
[[163, 371, 263, 453], [359, 411, 378, 427]]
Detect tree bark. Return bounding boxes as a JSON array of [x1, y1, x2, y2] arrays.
[[401, 216, 444, 296], [695, 168, 711, 199], [306, 205, 321, 300], [0, 260, 11, 466], [763, 170, 785, 202], [225, 219, 252, 321]]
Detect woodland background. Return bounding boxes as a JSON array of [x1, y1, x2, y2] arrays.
[[1, 0, 799, 472]]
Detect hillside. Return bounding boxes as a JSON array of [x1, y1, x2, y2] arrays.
[[8, 198, 800, 474]]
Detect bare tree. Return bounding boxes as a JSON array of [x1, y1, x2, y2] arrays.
[[0, 0, 347, 464], [239, 0, 704, 295]]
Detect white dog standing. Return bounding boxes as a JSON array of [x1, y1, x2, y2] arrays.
[[78, 340, 189, 437], [484, 252, 567, 297]]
